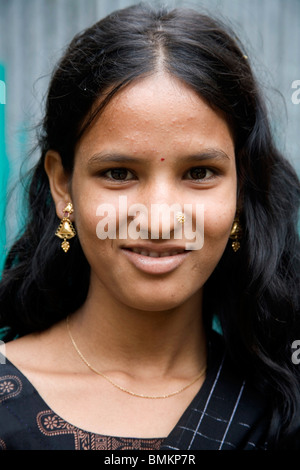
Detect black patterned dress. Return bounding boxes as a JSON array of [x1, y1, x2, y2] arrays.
[[0, 332, 270, 450]]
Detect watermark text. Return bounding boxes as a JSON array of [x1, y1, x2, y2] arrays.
[[291, 80, 300, 104], [95, 197, 204, 250], [291, 340, 300, 365]]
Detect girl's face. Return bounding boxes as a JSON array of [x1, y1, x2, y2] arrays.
[[70, 73, 237, 311]]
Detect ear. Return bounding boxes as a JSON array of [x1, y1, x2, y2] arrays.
[[44, 150, 74, 220]]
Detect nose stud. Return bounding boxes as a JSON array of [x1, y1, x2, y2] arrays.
[[176, 212, 185, 224]]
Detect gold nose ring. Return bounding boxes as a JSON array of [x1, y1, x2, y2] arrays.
[[176, 212, 185, 224]]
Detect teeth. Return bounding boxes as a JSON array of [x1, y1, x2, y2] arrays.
[[129, 248, 184, 257]]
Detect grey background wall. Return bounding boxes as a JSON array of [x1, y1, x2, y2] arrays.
[[0, 0, 299, 266]]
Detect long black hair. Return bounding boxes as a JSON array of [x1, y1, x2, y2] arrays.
[[0, 3, 299, 449]]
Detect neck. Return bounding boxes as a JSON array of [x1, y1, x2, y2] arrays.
[[70, 283, 206, 377]]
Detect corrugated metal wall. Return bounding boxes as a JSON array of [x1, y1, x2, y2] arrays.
[[0, 0, 299, 259]]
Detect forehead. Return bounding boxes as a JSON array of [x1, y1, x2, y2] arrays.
[[76, 73, 235, 159]]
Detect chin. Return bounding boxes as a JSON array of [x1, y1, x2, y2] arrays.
[[119, 287, 202, 313]]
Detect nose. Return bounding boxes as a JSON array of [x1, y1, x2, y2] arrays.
[[134, 180, 184, 240]]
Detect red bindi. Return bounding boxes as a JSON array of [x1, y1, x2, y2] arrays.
[[160, 158, 165, 161]]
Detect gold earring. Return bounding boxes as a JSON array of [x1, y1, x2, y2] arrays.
[[229, 214, 242, 252], [55, 202, 76, 253], [176, 212, 185, 224]]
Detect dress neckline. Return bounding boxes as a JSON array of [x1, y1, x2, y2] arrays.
[[2, 355, 206, 442]]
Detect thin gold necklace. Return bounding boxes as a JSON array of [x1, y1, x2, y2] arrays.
[[66, 316, 206, 399]]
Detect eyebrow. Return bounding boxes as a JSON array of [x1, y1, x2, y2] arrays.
[[181, 149, 231, 162], [87, 148, 231, 166], [88, 153, 145, 166]]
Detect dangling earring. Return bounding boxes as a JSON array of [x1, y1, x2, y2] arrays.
[[229, 213, 242, 252], [55, 202, 76, 253]]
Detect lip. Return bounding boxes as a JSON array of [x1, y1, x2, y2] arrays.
[[121, 245, 191, 274]]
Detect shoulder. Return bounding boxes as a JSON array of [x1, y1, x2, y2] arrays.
[[0, 360, 24, 405], [0, 323, 76, 450], [1, 319, 71, 374], [0, 358, 44, 449], [0, 352, 77, 450]]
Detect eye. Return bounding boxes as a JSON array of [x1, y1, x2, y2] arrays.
[[185, 167, 215, 181], [103, 168, 135, 181]]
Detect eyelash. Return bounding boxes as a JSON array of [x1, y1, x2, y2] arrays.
[[185, 167, 215, 181], [99, 166, 217, 182]]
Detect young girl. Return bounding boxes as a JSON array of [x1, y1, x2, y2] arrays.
[[0, 4, 299, 450]]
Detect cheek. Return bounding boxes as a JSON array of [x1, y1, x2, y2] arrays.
[[188, 208, 235, 284], [202, 179, 237, 244], [71, 185, 124, 264], [74, 204, 114, 280], [205, 209, 235, 239], [202, 204, 236, 263], [70, 181, 103, 252]]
